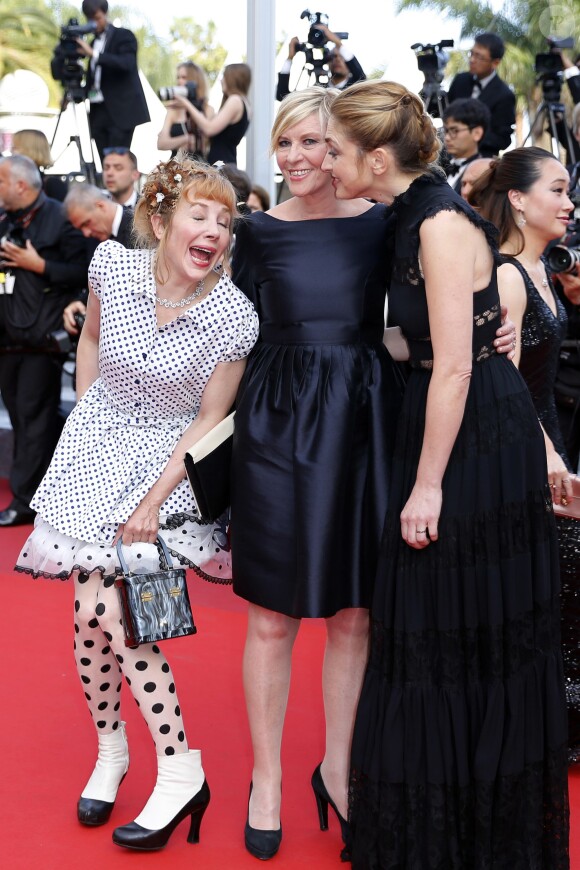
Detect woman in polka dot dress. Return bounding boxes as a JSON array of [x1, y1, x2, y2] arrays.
[[15, 158, 259, 850]]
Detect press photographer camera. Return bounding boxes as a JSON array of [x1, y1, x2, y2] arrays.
[[296, 9, 348, 53], [50, 17, 97, 102], [49, 310, 85, 356], [412, 39, 454, 118], [0, 224, 27, 271], [276, 9, 364, 100], [535, 36, 574, 103], [158, 81, 202, 110]]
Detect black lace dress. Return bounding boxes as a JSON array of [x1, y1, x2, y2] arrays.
[[348, 173, 570, 869], [503, 256, 580, 765]]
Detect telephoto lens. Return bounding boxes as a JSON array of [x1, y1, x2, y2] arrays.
[[547, 245, 580, 274]]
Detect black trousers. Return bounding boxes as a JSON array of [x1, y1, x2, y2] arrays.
[[88, 102, 135, 164], [0, 352, 64, 512]]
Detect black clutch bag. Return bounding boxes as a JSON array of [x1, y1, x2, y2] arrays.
[[184, 412, 234, 523], [114, 535, 196, 649]]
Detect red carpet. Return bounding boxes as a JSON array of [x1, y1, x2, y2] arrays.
[[0, 474, 578, 868]]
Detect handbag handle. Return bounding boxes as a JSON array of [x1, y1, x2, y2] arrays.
[[116, 533, 174, 576]]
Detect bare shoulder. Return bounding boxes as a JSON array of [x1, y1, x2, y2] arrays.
[[497, 259, 526, 292]]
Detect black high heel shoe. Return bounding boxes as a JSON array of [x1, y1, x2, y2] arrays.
[[112, 780, 210, 851], [244, 782, 282, 861], [311, 764, 351, 863]]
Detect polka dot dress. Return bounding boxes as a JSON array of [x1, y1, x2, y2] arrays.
[[16, 240, 259, 584]]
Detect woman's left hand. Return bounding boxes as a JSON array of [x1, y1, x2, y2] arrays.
[[115, 499, 160, 545], [400, 483, 442, 549], [494, 305, 517, 359], [546, 447, 574, 507]]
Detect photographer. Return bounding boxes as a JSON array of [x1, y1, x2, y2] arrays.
[[448, 32, 515, 157], [441, 98, 492, 192], [0, 156, 87, 526], [75, 0, 149, 161], [171, 63, 252, 168], [276, 24, 365, 102], [62, 184, 136, 337], [157, 61, 214, 160]]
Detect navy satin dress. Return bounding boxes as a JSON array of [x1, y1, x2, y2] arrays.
[[230, 206, 403, 618]]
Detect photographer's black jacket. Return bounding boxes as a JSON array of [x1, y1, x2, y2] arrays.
[[276, 54, 366, 102], [448, 72, 515, 156], [85, 25, 149, 128], [0, 192, 87, 349], [52, 24, 149, 129]]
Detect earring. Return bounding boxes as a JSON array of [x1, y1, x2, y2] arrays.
[[517, 211, 526, 228]]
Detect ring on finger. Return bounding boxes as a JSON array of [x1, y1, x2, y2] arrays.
[[416, 528, 427, 534]]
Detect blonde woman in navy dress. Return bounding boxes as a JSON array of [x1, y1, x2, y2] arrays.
[[15, 159, 258, 851], [229, 87, 516, 862]]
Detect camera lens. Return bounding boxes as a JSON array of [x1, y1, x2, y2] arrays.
[[546, 245, 580, 274]]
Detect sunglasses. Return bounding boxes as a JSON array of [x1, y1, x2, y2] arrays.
[[103, 147, 130, 156]]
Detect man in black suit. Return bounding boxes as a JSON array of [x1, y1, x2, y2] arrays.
[[64, 184, 134, 248], [442, 98, 491, 193], [61, 183, 134, 337], [76, 0, 150, 162], [0, 156, 87, 525], [448, 32, 515, 157]]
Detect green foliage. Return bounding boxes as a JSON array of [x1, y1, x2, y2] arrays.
[[0, 0, 61, 104], [168, 18, 228, 85]]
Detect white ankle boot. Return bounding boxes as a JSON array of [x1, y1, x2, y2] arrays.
[[112, 749, 210, 850], [78, 722, 129, 826]]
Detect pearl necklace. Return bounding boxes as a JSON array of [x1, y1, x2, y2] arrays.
[[155, 279, 205, 308]]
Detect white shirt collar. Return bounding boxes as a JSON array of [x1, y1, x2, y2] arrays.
[[111, 203, 124, 238]]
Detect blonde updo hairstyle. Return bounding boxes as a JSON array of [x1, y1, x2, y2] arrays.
[[269, 86, 339, 155], [329, 80, 441, 174], [133, 155, 238, 285]]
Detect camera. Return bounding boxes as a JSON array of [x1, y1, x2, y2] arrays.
[[0, 224, 27, 269], [296, 9, 348, 53], [412, 39, 454, 118], [534, 36, 574, 104], [158, 81, 199, 104], [547, 245, 580, 274], [412, 40, 454, 79], [48, 310, 85, 356], [1, 225, 27, 250], [51, 17, 97, 103]]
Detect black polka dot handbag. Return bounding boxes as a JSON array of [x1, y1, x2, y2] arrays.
[[114, 535, 197, 649]]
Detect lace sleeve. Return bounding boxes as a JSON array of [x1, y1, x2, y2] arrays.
[[423, 200, 500, 261]]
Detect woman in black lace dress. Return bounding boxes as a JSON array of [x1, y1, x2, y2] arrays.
[[472, 146, 580, 766], [324, 83, 570, 868]]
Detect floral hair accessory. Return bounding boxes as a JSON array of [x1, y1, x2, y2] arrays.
[[142, 157, 191, 217]]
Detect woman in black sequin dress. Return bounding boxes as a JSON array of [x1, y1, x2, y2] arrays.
[[325, 84, 569, 868], [473, 147, 580, 765]]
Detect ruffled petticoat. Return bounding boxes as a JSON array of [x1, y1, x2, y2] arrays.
[[15, 511, 231, 584]]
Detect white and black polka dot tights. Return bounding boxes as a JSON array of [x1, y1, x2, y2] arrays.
[[73, 571, 189, 756]]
